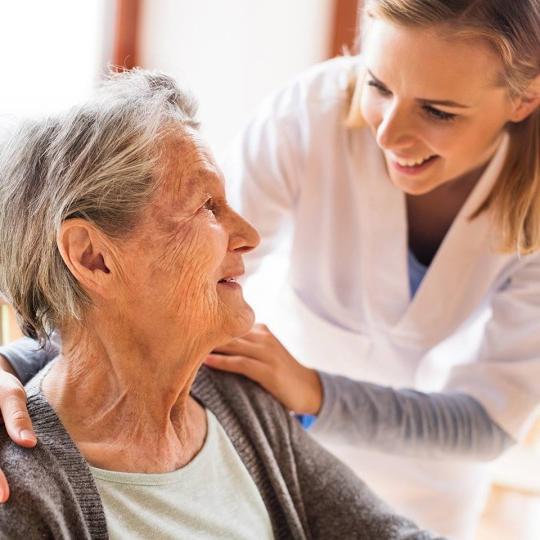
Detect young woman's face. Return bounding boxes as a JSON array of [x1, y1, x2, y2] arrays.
[[360, 19, 515, 195]]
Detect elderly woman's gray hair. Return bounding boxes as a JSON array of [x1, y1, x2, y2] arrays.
[[0, 70, 198, 342]]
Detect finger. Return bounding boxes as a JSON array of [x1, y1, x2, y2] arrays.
[[1, 394, 36, 448], [244, 323, 270, 339], [242, 323, 279, 344], [213, 338, 262, 358], [205, 354, 270, 384], [0, 468, 9, 503], [253, 323, 270, 332]]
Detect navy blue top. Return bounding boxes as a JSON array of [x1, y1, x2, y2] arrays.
[[408, 248, 428, 297]]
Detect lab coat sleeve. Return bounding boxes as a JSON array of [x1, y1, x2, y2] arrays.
[[0, 332, 60, 384], [220, 88, 304, 275], [310, 372, 514, 460], [444, 252, 540, 441]]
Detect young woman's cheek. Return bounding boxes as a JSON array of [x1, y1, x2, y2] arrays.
[[416, 121, 463, 158]]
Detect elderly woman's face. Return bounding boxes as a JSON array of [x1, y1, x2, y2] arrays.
[[113, 128, 259, 349]]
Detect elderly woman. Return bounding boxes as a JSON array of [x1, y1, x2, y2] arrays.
[[0, 70, 438, 539]]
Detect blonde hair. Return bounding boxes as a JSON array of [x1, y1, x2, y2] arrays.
[[0, 70, 198, 342], [348, 0, 540, 254]]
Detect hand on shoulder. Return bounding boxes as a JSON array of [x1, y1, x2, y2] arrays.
[[0, 355, 36, 503], [205, 323, 323, 415]]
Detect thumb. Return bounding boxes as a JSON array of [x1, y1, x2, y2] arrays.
[[1, 389, 36, 448]]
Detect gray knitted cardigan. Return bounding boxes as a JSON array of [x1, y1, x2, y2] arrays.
[[0, 365, 442, 540]]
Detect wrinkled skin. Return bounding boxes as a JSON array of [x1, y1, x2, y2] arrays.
[[111, 128, 259, 356]]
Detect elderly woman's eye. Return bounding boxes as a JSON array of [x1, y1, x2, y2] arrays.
[[203, 198, 217, 214]]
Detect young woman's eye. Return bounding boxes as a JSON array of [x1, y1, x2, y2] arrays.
[[366, 79, 392, 96], [423, 105, 457, 122]]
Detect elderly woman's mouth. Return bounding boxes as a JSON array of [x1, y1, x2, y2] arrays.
[[218, 265, 244, 288], [218, 274, 242, 288], [218, 277, 240, 289]]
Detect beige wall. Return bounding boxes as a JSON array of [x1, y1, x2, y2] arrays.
[[0, 0, 108, 120], [138, 0, 333, 156]]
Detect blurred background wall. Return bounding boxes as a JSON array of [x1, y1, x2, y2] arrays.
[[139, 0, 333, 156], [0, 1, 110, 119]]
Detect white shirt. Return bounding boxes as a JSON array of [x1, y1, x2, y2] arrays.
[[90, 409, 273, 540], [222, 56, 540, 539]]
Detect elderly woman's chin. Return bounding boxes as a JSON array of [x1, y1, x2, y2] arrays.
[[217, 282, 256, 339]]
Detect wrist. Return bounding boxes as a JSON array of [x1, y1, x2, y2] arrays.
[[300, 368, 322, 415]]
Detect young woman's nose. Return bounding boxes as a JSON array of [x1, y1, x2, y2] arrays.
[[228, 211, 261, 254], [376, 102, 416, 151]]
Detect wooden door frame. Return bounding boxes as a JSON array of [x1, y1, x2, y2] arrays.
[[330, 0, 360, 57], [112, 0, 142, 69]]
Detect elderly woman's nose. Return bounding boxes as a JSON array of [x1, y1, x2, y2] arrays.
[[228, 212, 260, 253]]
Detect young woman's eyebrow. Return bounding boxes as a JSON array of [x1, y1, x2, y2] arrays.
[[366, 69, 471, 108]]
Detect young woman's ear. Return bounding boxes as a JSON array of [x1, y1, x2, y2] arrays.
[[56, 219, 112, 297], [509, 75, 540, 123]]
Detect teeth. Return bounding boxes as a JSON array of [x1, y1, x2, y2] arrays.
[[395, 155, 433, 167]]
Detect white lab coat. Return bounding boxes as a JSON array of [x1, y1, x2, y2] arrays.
[[222, 56, 540, 539]]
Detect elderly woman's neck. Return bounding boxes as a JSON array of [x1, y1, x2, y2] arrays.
[[41, 322, 208, 473]]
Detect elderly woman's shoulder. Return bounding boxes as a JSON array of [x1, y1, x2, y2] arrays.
[[0, 394, 105, 538], [196, 365, 285, 407], [194, 366, 293, 434], [0, 431, 70, 536], [0, 428, 56, 495]]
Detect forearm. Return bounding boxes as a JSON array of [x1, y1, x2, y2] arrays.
[[311, 371, 515, 460], [0, 333, 60, 384]]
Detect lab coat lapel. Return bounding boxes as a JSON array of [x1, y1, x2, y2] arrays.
[[358, 131, 510, 342], [357, 135, 410, 329], [395, 134, 510, 346]]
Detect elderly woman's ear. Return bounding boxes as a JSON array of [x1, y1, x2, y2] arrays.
[[57, 219, 114, 296]]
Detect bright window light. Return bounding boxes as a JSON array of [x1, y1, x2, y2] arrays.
[[0, 0, 108, 119]]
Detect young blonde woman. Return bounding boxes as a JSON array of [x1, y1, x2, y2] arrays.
[[0, 0, 538, 538]]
